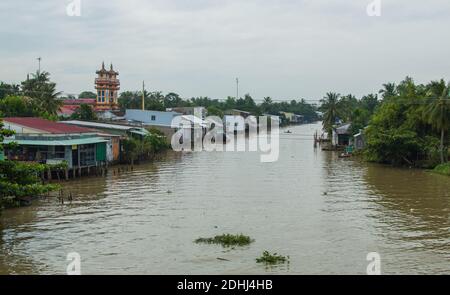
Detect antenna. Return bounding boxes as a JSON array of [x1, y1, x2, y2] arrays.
[[37, 57, 42, 73], [142, 81, 145, 111]]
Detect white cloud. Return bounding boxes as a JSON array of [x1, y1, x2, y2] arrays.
[[0, 0, 449, 100]]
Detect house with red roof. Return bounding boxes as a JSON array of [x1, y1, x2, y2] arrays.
[[3, 117, 95, 134], [2, 118, 111, 174], [58, 98, 97, 118]]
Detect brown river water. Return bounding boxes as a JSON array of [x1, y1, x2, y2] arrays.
[[1, 122, 449, 274]]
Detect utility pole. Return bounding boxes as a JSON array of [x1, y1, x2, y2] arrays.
[[236, 77, 239, 99], [142, 81, 145, 111], [37, 57, 42, 74]]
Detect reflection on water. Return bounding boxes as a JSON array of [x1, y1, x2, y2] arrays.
[[0, 123, 449, 274]]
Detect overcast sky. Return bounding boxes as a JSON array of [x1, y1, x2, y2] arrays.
[[1, 0, 450, 102]]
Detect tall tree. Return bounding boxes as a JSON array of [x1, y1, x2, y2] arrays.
[[320, 92, 341, 137], [0, 82, 20, 99], [70, 104, 98, 121], [423, 80, 450, 164], [21, 71, 62, 116], [379, 83, 397, 100]]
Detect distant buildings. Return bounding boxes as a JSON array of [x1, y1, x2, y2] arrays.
[[279, 112, 304, 124], [167, 107, 206, 120]]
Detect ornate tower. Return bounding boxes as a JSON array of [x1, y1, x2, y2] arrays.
[[95, 62, 120, 110]]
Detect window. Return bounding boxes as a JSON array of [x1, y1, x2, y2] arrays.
[[151, 115, 156, 121]]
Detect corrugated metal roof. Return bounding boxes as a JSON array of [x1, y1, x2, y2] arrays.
[[62, 120, 133, 130], [3, 117, 94, 134], [3, 137, 108, 146]]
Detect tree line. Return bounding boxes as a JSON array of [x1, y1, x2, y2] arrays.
[[117, 91, 319, 123], [320, 77, 450, 168]]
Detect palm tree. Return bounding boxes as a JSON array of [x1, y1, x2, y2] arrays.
[[379, 83, 397, 100], [261, 97, 273, 113], [424, 80, 450, 164], [21, 71, 62, 116], [320, 92, 341, 137]]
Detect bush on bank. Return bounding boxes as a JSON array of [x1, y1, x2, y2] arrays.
[[433, 163, 450, 176]]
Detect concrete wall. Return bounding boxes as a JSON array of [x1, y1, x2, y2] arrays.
[[125, 109, 180, 126]]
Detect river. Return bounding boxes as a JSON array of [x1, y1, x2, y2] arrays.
[[1, 122, 449, 274]]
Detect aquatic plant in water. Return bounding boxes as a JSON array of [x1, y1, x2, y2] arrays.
[[256, 251, 289, 265], [194, 234, 254, 247]]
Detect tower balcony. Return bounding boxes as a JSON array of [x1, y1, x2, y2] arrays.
[[95, 78, 120, 85]]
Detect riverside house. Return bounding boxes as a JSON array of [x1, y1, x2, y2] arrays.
[[2, 117, 111, 178], [332, 123, 352, 147], [61, 120, 152, 162], [125, 109, 183, 140]]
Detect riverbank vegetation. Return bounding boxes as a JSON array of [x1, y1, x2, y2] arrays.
[[0, 122, 60, 213], [320, 77, 450, 169], [195, 234, 254, 247], [433, 163, 450, 176], [121, 131, 170, 165]]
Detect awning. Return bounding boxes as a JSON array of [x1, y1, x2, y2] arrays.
[[3, 137, 108, 146]]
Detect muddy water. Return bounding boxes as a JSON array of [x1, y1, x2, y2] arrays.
[[1, 122, 449, 274]]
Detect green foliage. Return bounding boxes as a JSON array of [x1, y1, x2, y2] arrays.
[[206, 106, 224, 118], [118, 90, 166, 111], [256, 251, 289, 265], [195, 234, 254, 247], [433, 163, 450, 176], [0, 95, 40, 117], [0, 121, 60, 211], [122, 132, 169, 164], [78, 91, 97, 99], [0, 160, 60, 198], [364, 77, 449, 167], [320, 92, 341, 136], [21, 71, 62, 116], [0, 82, 20, 100], [146, 134, 169, 153], [0, 72, 63, 119], [118, 91, 319, 122], [70, 104, 98, 121]]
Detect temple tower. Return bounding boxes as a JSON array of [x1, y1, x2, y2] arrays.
[[95, 62, 120, 110]]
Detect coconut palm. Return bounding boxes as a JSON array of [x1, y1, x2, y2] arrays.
[[320, 92, 341, 136], [379, 82, 397, 100], [424, 80, 450, 164], [21, 71, 62, 116]]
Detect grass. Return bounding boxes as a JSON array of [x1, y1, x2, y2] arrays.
[[194, 234, 254, 247], [256, 251, 289, 265], [432, 163, 450, 176]]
